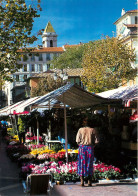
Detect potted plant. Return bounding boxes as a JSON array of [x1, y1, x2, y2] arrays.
[[53, 173, 64, 185]]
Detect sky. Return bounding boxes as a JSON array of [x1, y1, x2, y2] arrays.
[[30, 0, 137, 47]]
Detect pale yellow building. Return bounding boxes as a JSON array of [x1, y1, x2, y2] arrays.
[[114, 9, 138, 86]]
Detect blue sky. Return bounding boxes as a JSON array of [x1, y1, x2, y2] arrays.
[[31, 0, 137, 47]]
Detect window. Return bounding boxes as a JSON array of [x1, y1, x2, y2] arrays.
[[135, 16, 138, 24], [24, 75, 27, 80], [24, 64, 27, 72], [50, 40, 53, 47], [31, 54, 35, 61], [38, 64, 43, 72], [39, 53, 43, 61], [16, 75, 19, 81], [46, 53, 50, 61], [53, 53, 57, 58], [31, 64, 35, 72], [23, 54, 28, 61]]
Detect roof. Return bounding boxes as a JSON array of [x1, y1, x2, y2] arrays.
[[53, 68, 83, 77], [64, 44, 82, 48], [0, 84, 121, 116], [98, 85, 138, 101], [28, 68, 83, 79], [19, 47, 64, 53], [114, 9, 138, 24], [25, 83, 119, 110], [127, 9, 138, 13], [0, 97, 40, 116], [18, 44, 83, 53], [124, 24, 138, 28], [44, 21, 55, 33]]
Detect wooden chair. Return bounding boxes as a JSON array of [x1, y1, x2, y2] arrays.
[[26, 174, 52, 195]]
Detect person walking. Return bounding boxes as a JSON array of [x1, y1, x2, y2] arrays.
[[76, 118, 99, 186], [1, 119, 8, 137]]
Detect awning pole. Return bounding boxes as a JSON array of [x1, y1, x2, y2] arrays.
[[37, 118, 39, 145], [108, 104, 112, 134], [64, 102, 68, 163]]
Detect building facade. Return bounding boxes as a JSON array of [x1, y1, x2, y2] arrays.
[[3, 22, 64, 105], [3, 22, 82, 106], [114, 9, 138, 86]]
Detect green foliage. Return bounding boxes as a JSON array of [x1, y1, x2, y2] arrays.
[[18, 116, 25, 133], [0, 0, 41, 81], [50, 44, 86, 69], [51, 143, 63, 153], [81, 36, 136, 92], [31, 75, 65, 97]]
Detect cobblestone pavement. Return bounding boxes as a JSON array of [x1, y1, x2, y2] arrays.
[[0, 141, 24, 196], [51, 182, 138, 196], [0, 139, 137, 196]]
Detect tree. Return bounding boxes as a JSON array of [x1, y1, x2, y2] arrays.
[[31, 75, 65, 97], [50, 44, 86, 69], [81, 36, 136, 93], [0, 0, 41, 81]]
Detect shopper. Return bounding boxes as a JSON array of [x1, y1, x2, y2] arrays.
[[76, 118, 99, 186], [1, 119, 8, 137]]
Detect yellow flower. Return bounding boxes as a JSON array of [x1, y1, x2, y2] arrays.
[[73, 150, 78, 153]]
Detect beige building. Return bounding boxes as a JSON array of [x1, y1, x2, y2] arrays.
[[3, 22, 82, 105], [114, 9, 138, 86]]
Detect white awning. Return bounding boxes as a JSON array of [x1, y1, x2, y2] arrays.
[[0, 97, 40, 116], [98, 85, 138, 101], [25, 83, 119, 111]]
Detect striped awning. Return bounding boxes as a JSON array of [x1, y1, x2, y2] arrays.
[[25, 83, 120, 110]]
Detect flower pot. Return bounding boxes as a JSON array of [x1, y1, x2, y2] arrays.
[[56, 180, 64, 185]]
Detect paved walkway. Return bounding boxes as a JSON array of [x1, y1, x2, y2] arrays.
[[52, 181, 137, 196], [0, 140, 24, 196], [0, 139, 137, 196]]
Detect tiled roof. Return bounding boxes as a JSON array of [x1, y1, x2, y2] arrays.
[[29, 68, 83, 78], [114, 9, 138, 24], [19, 47, 64, 53], [124, 24, 138, 28], [127, 10, 138, 13], [64, 44, 82, 48], [54, 68, 84, 77]]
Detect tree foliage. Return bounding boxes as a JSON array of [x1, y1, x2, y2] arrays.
[[31, 75, 65, 97], [81, 37, 136, 92], [0, 0, 41, 81], [50, 44, 86, 69]]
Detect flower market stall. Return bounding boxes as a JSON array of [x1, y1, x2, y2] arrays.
[[2, 83, 137, 192], [98, 85, 138, 162], [24, 83, 120, 162]]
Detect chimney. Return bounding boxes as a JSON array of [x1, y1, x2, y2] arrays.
[[121, 8, 125, 16]]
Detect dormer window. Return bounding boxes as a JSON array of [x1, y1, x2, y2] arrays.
[[50, 40, 53, 47]]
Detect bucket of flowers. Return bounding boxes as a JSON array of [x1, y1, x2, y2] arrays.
[[93, 162, 121, 180], [53, 173, 65, 185]]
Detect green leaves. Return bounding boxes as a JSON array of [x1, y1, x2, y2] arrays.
[[81, 37, 136, 93], [0, 0, 41, 81], [31, 75, 64, 97], [50, 44, 86, 69]]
